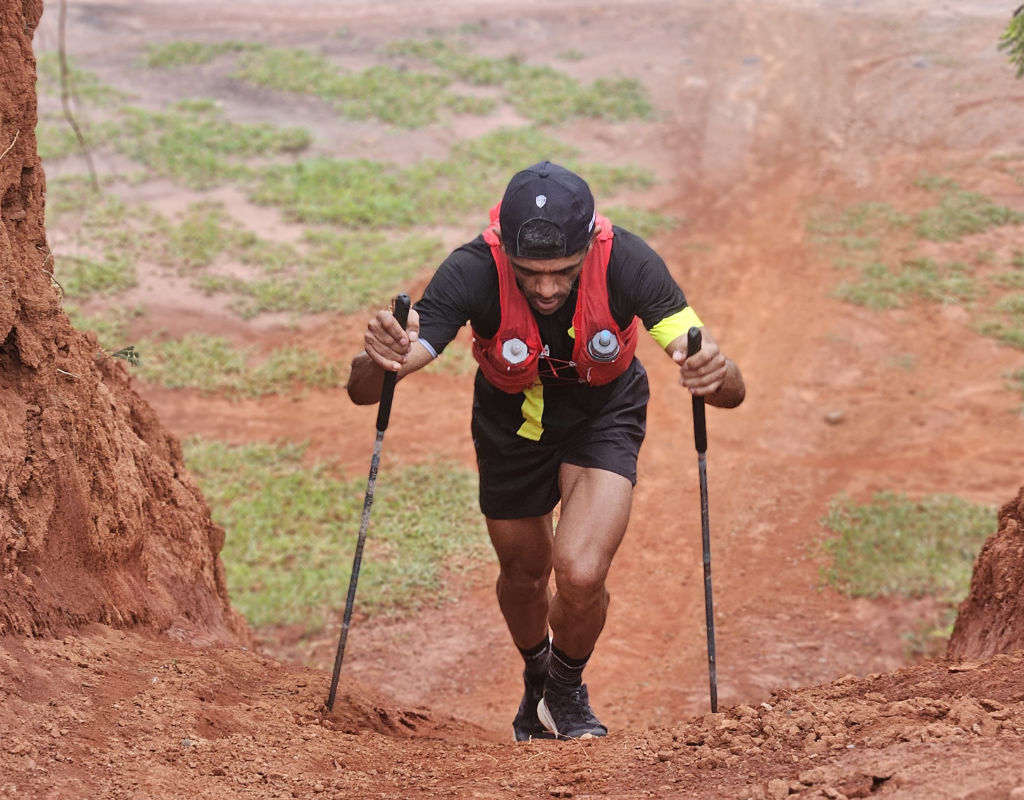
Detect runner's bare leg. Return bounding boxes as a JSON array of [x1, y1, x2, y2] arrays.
[[549, 465, 632, 659], [486, 465, 631, 656], [486, 515, 554, 650]]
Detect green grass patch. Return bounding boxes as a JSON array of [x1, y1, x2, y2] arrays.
[[821, 491, 994, 614], [914, 187, 1024, 241], [144, 200, 299, 277], [976, 292, 1024, 349], [805, 200, 910, 237], [810, 185, 1024, 359], [249, 126, 655, 228], [233, 47, 493, 128], [36, 116, 123, 164], [249, 157, 419, 226], [184, 439, 487, 629], [154, 201, 244, 271], [43, 174, 120, 219], [834, 257, 979, 310], [35, 53, 129, 104], [234, 47, 340, 93], [201, 230, 444, 317], [46, 194, 166, 291], [912, 172, 959, 193], [111, 100, 310, 189], [995, 269, 1024, 289], [137, 334, 341, 397], [35, 57, 311, 188], [819, 487, 995, 655], [997, 253, 1024, 289], [64, 304, 143, 350], [839, 235, 880, 252], [388, 39, 514, 86], [388, 38, 652, 125], [50, 192, 440, 320], [35, 119, 92, 162], [504, 66, 651, 124], [143, 40, 257, 68], [56, 253, 137, 297]]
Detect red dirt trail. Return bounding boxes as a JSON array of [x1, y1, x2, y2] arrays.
[[2, 1, 1024, 798]]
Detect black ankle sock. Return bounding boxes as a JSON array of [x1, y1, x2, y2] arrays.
[[518, 636, 551, 685], [547, 644, 590, 692]]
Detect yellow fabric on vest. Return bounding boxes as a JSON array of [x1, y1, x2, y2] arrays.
[[517, 379, 545, 441]]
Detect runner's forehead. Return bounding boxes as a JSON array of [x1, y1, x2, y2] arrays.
[[509, 253, 587, 273]]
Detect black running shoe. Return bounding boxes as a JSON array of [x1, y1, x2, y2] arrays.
[[537, 684, 608, 739], [512, 673, 556, 742]]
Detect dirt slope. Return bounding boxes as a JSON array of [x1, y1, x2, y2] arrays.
[[949, 487, 1024, 659], [2, 1, 1024, 798], [2, 627, 1024, 799], [0, 0, 243, 643]]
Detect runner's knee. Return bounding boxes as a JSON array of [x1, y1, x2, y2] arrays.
[[498, 565, 551, 596], [552, 558, 609, 604]]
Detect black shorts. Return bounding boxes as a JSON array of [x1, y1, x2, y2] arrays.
[[471, 373, 649, 520]]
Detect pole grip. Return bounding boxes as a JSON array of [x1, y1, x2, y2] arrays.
[[687, 327, 707, 454], [375, 293, 411, 433]]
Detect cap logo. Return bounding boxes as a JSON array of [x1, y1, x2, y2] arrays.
[[535, 194, 547, 208]]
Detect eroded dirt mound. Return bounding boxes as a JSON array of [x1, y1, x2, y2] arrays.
[[948, 486, 1024, 660], [0, 0, 243, 644], [2, 626, 1024, 799]]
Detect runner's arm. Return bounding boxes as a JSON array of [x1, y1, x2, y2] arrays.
[[348, 240, 486, 405], [346, 307, 435, 405], [665, 327, 745, 408], [607, 230, 745, 407]]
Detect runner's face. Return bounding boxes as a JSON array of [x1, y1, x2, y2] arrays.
[[509, 249, 587, 315]]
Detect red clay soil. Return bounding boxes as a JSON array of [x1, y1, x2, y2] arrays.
[[3, 1, 1024, 798], [0, 0, 244, 647], [2, 627, 1024, 799], [948, 488, 1024, 660]]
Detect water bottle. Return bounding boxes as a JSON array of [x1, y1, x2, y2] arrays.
[[502, 337, 530, 365], [587, 329, 620, 362]]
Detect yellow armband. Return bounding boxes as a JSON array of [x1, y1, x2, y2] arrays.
[[649, 307, 703, 348]]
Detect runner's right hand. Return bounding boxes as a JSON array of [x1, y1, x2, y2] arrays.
[[364, 306, 420, 372]]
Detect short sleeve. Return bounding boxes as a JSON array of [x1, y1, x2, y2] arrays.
[[414, 236, 499, 355], [606, 227, 694, 341]]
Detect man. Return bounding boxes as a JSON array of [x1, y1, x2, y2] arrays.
[[347, 161, 745, 741]]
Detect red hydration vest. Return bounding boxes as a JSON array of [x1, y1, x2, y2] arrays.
[[472, 203, 639, 394]]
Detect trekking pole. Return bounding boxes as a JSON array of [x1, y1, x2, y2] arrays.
[[326, 292, 411, 712], [687, 326, 718, 713]]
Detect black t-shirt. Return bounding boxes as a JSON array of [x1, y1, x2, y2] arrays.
[[415, 226, 689, 437]]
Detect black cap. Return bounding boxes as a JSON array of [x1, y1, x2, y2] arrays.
[[498, 161, 596, 258]]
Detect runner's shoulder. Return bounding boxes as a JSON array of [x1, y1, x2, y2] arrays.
[[609, 225, 665, 269], [445, 234, 496, 273]]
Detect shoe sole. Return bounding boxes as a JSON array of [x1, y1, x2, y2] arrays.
[[513, 730, 557, 743], [536, 697, 598, 740]]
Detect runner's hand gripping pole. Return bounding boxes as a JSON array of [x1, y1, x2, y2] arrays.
[[687, 327, 718, 713], [326, 293, 411, 712]]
